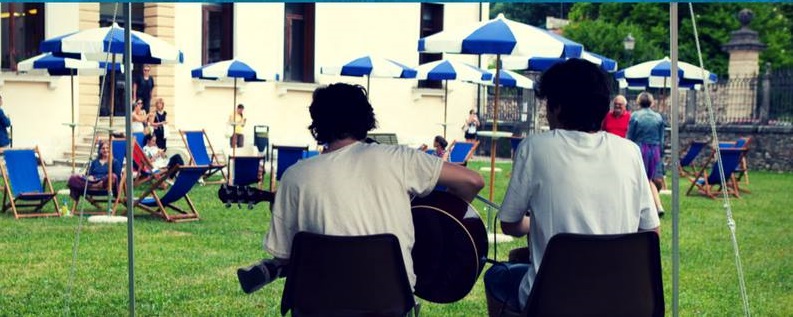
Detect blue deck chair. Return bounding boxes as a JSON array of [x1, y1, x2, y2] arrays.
[[132, 132, 146, 148], [269, 145, 308, 191], [448, 140, 479, 166], [1, 147, 60, 219], [302, 150, 320, 159], [678, 140, 708, 176], [686, 147, 746, 199], [134, 165, 210, 222], [230, 156, 264, 188], [180, 129, 227, 184]]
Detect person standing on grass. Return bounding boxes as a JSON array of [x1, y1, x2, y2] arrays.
[[236, 83, 484, 294], [602, 94, 631, 138], [483, 59, 660, 315], [627, 92, 667, 216]]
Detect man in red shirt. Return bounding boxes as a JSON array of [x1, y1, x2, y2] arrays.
[[601, 95, 630, 138]]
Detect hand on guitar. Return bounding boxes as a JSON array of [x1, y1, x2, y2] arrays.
[[218, 184, 275, 210]]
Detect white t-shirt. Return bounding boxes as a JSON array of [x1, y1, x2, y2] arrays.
[[264, 141, 443, 289], [142, 144, 168, 170], [499, 129, 660, 310]]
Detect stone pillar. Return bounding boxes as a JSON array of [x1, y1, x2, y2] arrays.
[[78, 3, 100, 133], [144, 3, 176, 123], [759, 63, 771, 124], [722, 9, 766, 121]]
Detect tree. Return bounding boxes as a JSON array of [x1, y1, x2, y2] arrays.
[[490, 3, 571, 27], [562, 3, 793, 77]]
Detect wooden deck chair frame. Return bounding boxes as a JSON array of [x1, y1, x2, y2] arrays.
[[447, 140, 479, 166], [230, 156, 265, 189], [678, 140, 708, 177], [132, 165, 209, 222], [733, 136, 752, 186], [1, 147, 61, 219], [269, 145, 308, 192], [179, 129, 227, 184], [685, 148, 746, 199]]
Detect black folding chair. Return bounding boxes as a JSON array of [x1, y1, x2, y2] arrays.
[[281, 232, 419, 317], [523, 232, 664, 317]]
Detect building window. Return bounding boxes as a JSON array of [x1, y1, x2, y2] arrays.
[[1, 3, 45, 71], [419, 3, 443, 89], [283, 3, 315, 83], [202, 3, 233, 65], [98, 3, 145, 117]]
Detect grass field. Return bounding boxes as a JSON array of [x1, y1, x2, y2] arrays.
[[0, 162, 791, 316]]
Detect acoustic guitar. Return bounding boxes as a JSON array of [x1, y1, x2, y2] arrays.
[[218, 186, 488, 304]]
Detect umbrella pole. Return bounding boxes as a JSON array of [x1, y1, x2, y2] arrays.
[[123, 8, 136, 316], [366, 75, 371, 100], [230, 77, 237, 180], [489, 55, 501, 201], [107, 54, 117, 199], [70, 73, 76, 174], [443, 80, 448, 139]]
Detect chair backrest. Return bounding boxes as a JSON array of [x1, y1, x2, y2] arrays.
[[150, 166, 209, 205], [680, 140, 708, 167], [281, 232, 416, 317], [132, 132, 146, 148], [510, 137, 523, 159], [525, 232, 664, 317], [705, 148, 745, 185], [230, 156, 263, 187], [111, 139, 126, 163], [3, 149, 44, 196], [302, 150, 320, 159], [448, 140, 477, 164], [273, 145, 308, 181], [183, 131, 214, 165], [131, 142, 154, 174]]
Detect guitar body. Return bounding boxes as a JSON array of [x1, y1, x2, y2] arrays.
[[411, 191, 488, 304]]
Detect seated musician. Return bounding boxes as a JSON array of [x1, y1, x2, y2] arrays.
[[484, 59, 660, 315], [237, 83, 484, 293]]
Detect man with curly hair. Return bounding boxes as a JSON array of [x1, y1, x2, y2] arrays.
[[238, 83, 484, 294]]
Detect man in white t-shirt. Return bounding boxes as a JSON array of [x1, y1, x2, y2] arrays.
[[237, 83, 484, 294], [484, 59, 661, 314]]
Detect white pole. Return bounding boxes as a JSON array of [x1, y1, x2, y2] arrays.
[[670, 3, 680, 317]]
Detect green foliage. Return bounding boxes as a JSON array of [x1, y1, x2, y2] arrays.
[[1, 168, 792, 315], [561, 3, 793, 77], [490, 3, 571, 27]]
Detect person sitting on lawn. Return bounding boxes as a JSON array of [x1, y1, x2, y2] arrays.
[[483, 59, 660, 314], [236, 83, 484, 294], [67, 140, 122, 200]]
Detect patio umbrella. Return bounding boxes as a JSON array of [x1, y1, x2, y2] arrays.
[[502, 50, 618, 73], [419, 13, 583, 201], [414, 59, 493, 138], [17, 53, 124, 173], [320, 55, 417, 98], [615, 56, 717, 90], [191, 58, 269, 159], [479, 69, 534, 89], [40, 22, 184, 126]]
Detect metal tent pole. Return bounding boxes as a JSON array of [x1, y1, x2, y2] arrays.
[[123, 3, 136, 315], [670, 4, 681, 317]]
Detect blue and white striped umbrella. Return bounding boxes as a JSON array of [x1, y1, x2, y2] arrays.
[[40, 23, 183, 64], [502, 51, 618, 73], [418, 14, 583, 58], [191, 59, 270, 157], [17, 53, 123, 76], [478, 69, 534, 89], [321, 55, 417, 96], [17, 53, 125, 173], [191, 59, 268, 82], [415, 59, 493, 138], [616, 57, 718, 90]]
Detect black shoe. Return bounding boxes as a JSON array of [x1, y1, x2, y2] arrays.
[[237, 263, 270, 294], [658, 210, 665, 218]]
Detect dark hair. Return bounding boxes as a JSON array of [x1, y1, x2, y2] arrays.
[[237, 104, 244, 109], [637, 92, 654, 108], [143, 133, 154, 145], [308, 83, 377, 144], [434, 135, 448, 149], [536, 59, 611, 132]]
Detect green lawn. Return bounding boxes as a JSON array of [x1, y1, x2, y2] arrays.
[[0, 163, 791, 316]]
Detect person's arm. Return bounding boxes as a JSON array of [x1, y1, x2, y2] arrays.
[[626, 117, 637, 142], [150, 77, 156, 99], [501, 217, 530, 236], [436, 162, 484, 203], [0, 109, 10, 128], [132, 80, 138, 101], [498, 140, 533, 237]]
